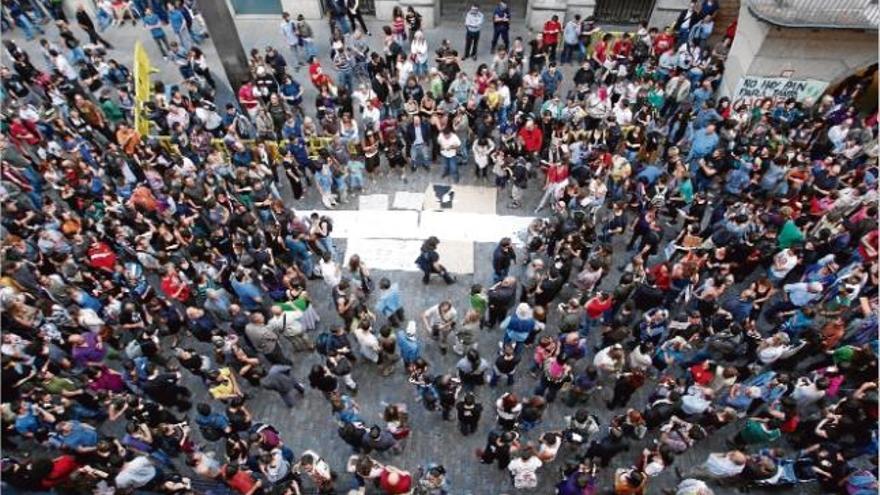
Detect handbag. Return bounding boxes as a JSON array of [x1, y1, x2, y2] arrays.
[[360, 270, 375, 293]]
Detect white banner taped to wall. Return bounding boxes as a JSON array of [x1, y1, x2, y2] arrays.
[[733, 76, 828, 102]]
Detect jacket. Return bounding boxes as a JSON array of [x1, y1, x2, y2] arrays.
[[405, 121, 433, 145], [245, 323, 279, 354]]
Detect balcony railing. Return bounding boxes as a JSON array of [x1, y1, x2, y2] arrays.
[[747, 0, 880, 30]]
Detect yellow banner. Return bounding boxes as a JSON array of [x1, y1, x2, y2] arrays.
[[133, 41, 152, 136]]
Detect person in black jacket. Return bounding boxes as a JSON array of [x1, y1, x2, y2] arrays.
[[404, 114, 433, 171], [485, 276, 516, 328], [456, 392, 482, 435], [415, 236, 456, 285], [492, 237, 517, 282], [75, 5, 112, 49]]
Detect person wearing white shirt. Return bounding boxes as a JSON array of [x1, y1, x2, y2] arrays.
[[472, 137, 495, 180], [437, 127, 462, 182], [279, 11, 303, 68], [410, 31, 429, 79], [319, 252, 342, 288], [463, 4, 484, 60], [613, 100, 633, 126], [53, 51, 79, 81], [508, 450, 542, 489], [828, 119, 852, 153]]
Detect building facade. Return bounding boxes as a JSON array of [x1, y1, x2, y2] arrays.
[[719, 0, 879, 102], [221, 0, 702, 30]]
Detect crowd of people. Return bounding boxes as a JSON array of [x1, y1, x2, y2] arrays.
[[0, 0, 878, 493]]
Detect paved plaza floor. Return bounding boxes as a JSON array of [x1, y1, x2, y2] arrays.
[[1, 11, 827, 495]]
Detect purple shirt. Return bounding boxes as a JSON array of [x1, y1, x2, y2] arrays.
[[72, 332, 105, 367]]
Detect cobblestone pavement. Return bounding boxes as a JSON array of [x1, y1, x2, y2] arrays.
[[2, 11, 824, 495]]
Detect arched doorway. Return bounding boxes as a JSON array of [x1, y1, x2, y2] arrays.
[[825, 64, 878, 116]]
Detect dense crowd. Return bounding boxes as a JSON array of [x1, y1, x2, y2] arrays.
[[0, 0, 878, 494]]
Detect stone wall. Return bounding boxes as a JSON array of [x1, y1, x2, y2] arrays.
[[374, 0, 438, 28]]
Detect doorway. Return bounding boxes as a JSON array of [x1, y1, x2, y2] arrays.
[[593, 0, 655, 24]]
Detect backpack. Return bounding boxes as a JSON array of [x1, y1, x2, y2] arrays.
[[200, 424, 224, 442], [846, 470, 878, 495], [321, 216, 334, 234], [546, 360, 566, 382], [315, 332, 333, 355]]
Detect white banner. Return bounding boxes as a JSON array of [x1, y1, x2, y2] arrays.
[[733, 76, 828, 102]]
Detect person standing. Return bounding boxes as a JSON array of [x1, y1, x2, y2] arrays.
[[142, 8, 171, 58], [375, 278, 405, 328], [457, 349, 490, 391], [491, 0, 510, 52], [396, 321, 422, 369], [168, 2, 195, 51], [485, 276, 517, 328], [75, 5, 112, 49], [463, 4, 484, 61], [297, 14, 318, 60], [244, 312, 292, 365], [437, 126, 462, 182], [280, 12, 304, 70], [542, 15, 562, 63], [561, 15, 581, 65], [422, 300, 458, 355], [492, 237, 517, 283], [456, 392, 482, 435], [415, 236, 456, 285], [347, 0, 370, 35], [405, 114, 432, 172]]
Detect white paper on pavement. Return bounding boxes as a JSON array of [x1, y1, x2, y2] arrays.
[[417, 211, 534, 245], [392, 192, 425, 211], [344, 238, 474, 273], [358, 194, 389, 211]]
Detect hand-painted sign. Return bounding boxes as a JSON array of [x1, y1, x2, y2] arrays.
[[733, 76, 829, 101]]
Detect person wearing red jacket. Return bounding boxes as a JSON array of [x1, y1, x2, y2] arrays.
[[584, 291, 613, 333], [87, 240, 117, 272], [8, 118, 41, 148], [40, 455, 80, 490], [160, 265, 192, 303], [542, 15, 562, 62], [378, 465, 413, 494], [518, 118, 543, 155], [653, 27, 676, 55]]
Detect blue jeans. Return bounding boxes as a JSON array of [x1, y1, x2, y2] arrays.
[[15, 14, 40, 39], [337, 69, 353, 94], [498, 106, 509, 126], [302, 39, 317, 59], [442, 155, 459, 182], [317, 237, 337, 260], [491, 28, 509, 51], [458, 138, 469, 164], [297, 254, 316, 277], [97, 9, 112, 30], [411, 143, 429, 170], [175, 26, 192, 50], [348, 173, 364, 190]]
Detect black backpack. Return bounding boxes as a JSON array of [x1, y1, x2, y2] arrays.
[[200, 424, 224, 442]]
